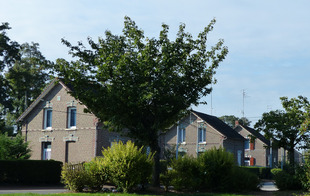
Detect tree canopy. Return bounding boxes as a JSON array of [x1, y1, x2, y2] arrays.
[[219, 115, 251, 128], [55, 16, 228, 185], [0, 23, 51, 134], [255, 96, 310, 167]]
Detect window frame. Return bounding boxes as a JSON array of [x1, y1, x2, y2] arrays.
[[42, 142, 51, 160], [67, 107, 77, 129], [43, 108, 52, 130], [198, 127, 206, 143], [178, 127, 186, 143], [244, 138, 250, 150]]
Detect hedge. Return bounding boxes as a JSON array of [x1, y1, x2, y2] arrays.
[[0, 160, 62, 184], [241, 166, 272, 179]]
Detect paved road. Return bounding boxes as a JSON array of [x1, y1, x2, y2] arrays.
[[0, 186, 67, 194]]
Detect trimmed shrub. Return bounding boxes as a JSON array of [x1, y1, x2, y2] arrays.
[[198, 147, 235, 191], [243, 166, 272, 179], [169, 156, 202, 191], [84, 157, 109, 192], [230, 166, 260, 191], [101, 141, 153, 193], [272, 169, 302, 190], [0, 160, 62, 184], [61, 163, 87, 192]]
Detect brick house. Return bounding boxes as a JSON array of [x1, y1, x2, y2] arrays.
[[162, 111, 245, 166], [17, 78, 127, 163], [234, 123, 278, 167]]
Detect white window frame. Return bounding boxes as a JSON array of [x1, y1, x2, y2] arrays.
[[42, 142, 51, 160], [44, 108, 52, 130], [244, 158, 250, 166], [67, 107, 77, 129], [178, 127, 186, 143], [198, 127, 206, 143]]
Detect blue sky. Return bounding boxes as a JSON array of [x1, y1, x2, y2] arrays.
[[1, 0, 310, 126]]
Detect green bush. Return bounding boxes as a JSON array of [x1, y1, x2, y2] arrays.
[[101, 141, 153, 193], [271, 168, 282, 177], [198, 147, 235, 191], [169, 155, 202, 191], [272, 169, 302, 190], [84, 157, 109, 192], [243, 167, 272, 179], [0, 134, 31, 160], [0, 160, 62, 184], [230, 167, 260, 191], [61, 163, 87, 192]]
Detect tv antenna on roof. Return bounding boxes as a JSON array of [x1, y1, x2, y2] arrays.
[[242, 89, 249, 118]]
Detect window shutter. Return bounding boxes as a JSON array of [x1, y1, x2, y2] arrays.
[[250, 157, 255, 166]]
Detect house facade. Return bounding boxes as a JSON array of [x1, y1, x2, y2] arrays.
[[162, 111, 245, 166], [234, 123, 279, 167], [17, 79, 126, 163]]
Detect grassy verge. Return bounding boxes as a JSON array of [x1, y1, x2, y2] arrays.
[[0, 193, 252, 196]]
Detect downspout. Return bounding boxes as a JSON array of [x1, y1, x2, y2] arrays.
[[196, 121, 199, 157], [269, 139, 273, 168], [25, 121, 28, 142], [176, 121, 179, 160], [94, 121, 99, 157]]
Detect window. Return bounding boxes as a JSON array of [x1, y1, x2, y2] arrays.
[[198, 127, 206, 143], [42, 142, 51, 160], [178, 128, 186, 143], [244, 157, 250, 166], [67, 107, 76, 128], [244, 138, 250, 150], [44, 108, 52, 129]]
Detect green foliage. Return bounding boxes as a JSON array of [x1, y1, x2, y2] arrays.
[[55, 16, 228, 185], [198, 147, 235, 191], [230, 166, 260, 191], [84, 157, 109, 192], [165, 147, 259, 192], [242, 166, 272, 179], [255, 96, 310, 167], [0, 160, 62, 184], [101, 141, 154, 193], [0, 133, 31, 160], [219, 115, 251, 128], [296, 156, 310, 191], [272, 168, 302, 190], [61, 163, 87, 192], [169, 156, 202, 191]]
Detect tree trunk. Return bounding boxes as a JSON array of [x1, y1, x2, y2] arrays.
[[150, 140, 161, 186], [288, 147, 295, 173]]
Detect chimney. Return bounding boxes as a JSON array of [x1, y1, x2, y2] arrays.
[[235, 120, 239, 127]]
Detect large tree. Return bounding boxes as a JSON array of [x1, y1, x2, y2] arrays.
[[0, 23, 20, 133], [255, 96, 310, 168], [55, 16, 228, 185], [5, 42, 51, 131]]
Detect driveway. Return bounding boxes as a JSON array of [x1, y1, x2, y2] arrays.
[[260, 180, 278, 191]]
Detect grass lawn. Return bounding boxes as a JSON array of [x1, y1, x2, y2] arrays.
[[0, 193, 254, 196]]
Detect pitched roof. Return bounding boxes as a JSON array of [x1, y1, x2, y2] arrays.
[[192, 110, 245, 140], [235, 124, 270, 145], [17, 78, 72, 122]]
